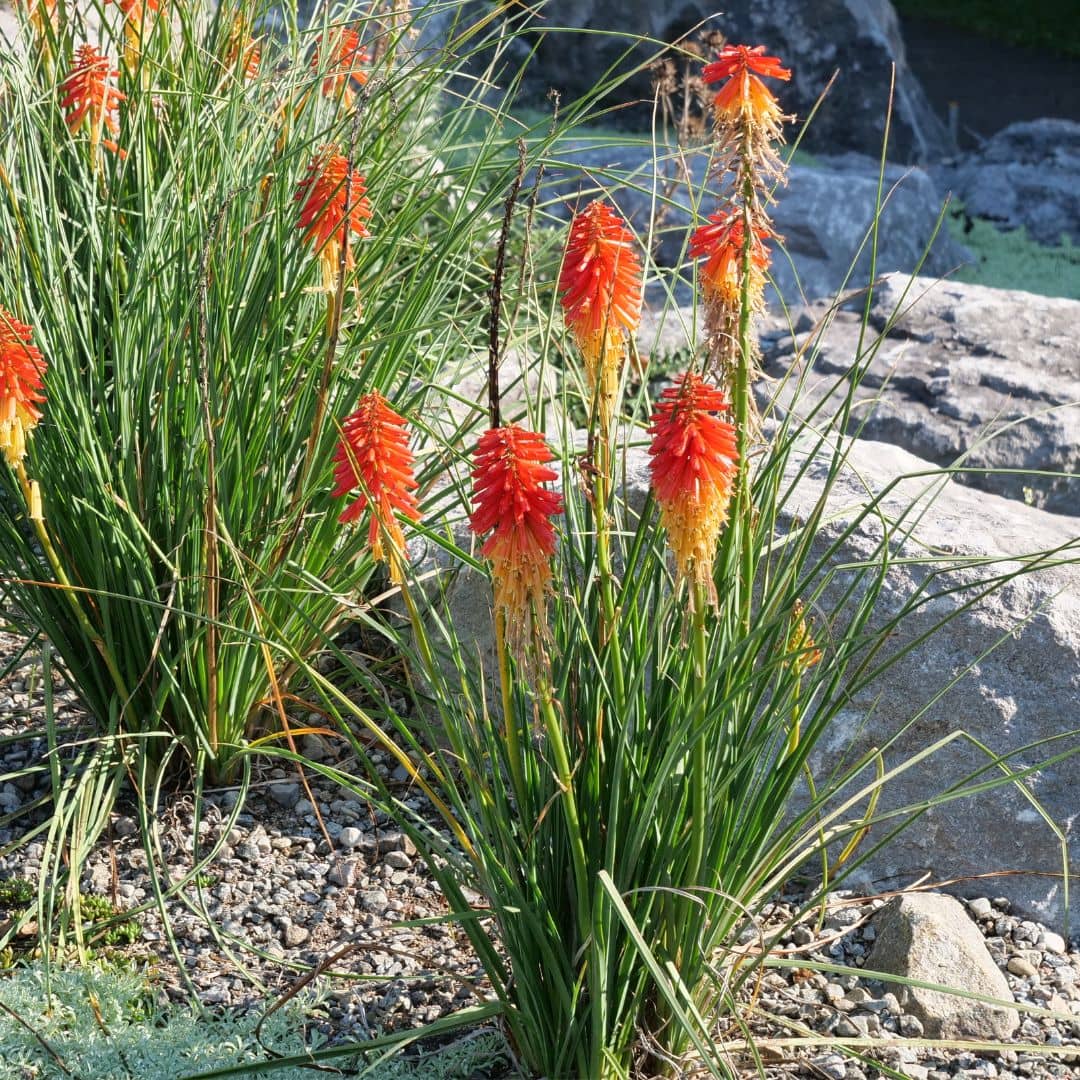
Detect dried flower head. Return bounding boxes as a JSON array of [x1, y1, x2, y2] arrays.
[[332, 392, 420, 584], [558, 200, 643, 429], [704, 42, 791, 188], [313, 26, 369, 106], [470, 426, 563, 652], [294, 147, 372, 291], [648, 373, 738, 607], [0, 309, 47, 468], [787, 599, 823, 674], [60, 45, 126, 158]]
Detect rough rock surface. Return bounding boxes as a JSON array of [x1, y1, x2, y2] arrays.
[[868, 893, 1020, 1039], [762, 274, 1080, 515], [935, 119, 1080, 246], [542, 144, 967, 304], [769, 438, 1080, 927], [519, 0, 951, 161]]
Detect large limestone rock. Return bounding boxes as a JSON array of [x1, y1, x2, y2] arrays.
[[935, 119, 1080, 246], [868, 893, 1019, 1039], [769, 437, 1080, 927], [763, 274, 1080, 516], [520, 0, 951, 161]]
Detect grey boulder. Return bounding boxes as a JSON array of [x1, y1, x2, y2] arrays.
[[519, 0, 950, 161], [764, 273, 1080, 515], [935, 119, 1080, 246], [868, 892, 1019, 1040]]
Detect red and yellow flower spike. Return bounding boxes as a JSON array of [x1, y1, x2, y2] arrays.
[[648, 373, 739, 609], [704, 43, 790, 134], [312, 26, 370, 108], [558, 199, 643, 430], [0, 309, 47, 468], [332, 391, 420, 585], [294, 146, 372, 292], [470, 426, 564, 653], [60, 45, 125, 161], [689, 212, 771, 311]]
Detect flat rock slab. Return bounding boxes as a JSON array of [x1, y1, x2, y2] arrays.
[[869, 892, 1019, 1040], [764, 274, 1080, 516]]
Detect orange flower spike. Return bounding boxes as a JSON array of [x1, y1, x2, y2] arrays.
[[470, 426, 564, 647], [558, 200, 642, 425], [688, 212, 771, 309], [704, 43, 790, 126], [294, 148, 372, 291], [648, 373, 739, 607], [60, 45, 126, 158], [313, 26, 370, 105], [18, 0, 57, 39], [225, 17, 261, 81], [331, 392, 420, 584], [0, 309, 47, 468]]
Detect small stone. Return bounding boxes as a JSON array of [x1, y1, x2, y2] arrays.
[[1040, 931, 1067, 955], [295, 799, 314, 816], [283, 924, 310, 947], [869, 892, 1019, 1040], [338, 827, 364, 849], [1007, 956, 1039, 979], [329, 858, 358, 887], [901, 1066, 929, 1080], [968, 897, 993, 918], [899, 1013, 924, 1037], [790, 924, 815, 946], [811, 1053, 846, 1080], [113, 816, 138, 838], [269, 783, 301, 809], [384, 851, 412, 870], [360, 889, 390, 915], [834, 1016, 860, 1038]]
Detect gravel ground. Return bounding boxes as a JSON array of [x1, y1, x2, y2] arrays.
[[0, 628, 1078, 1079]]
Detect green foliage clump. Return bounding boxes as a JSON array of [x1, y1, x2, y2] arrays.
[[948, 209, 1080, 298], [0, 878, 35, 909]]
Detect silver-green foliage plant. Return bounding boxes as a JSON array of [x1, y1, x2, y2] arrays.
[[0, 961, 509, 1079]]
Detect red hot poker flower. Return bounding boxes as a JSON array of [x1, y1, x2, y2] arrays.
[[294, 147, 372, 290], [688, 212, 771, 309], [331, 392, 420, 584], [0, 309, 47, 468], [705, 44, 790, 130], [703, 44, 791, 84], [60, 45, 126, 157], [648, 373, 738, 607], [558, 200, 643, 426], [470, 426, 563, 649], [313, 26, 370, 104]]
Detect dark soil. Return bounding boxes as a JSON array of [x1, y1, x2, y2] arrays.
[[900, 14, 1080, 149]]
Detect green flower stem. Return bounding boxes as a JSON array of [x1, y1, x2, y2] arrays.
[[594, 432, 626, 708], [15, 461, 131, 705], [686, 581, 709, 893]]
